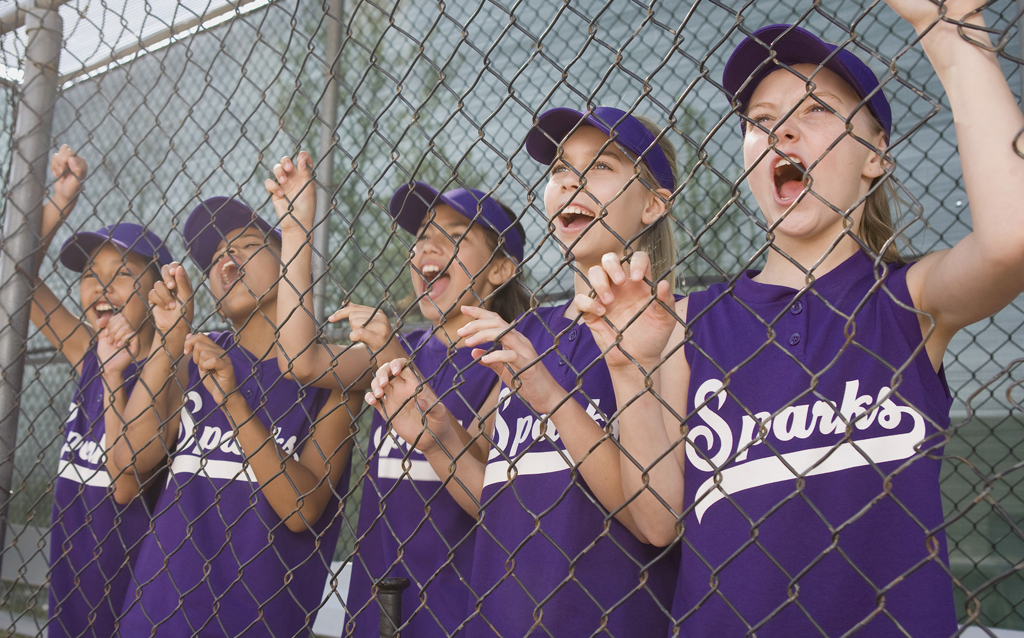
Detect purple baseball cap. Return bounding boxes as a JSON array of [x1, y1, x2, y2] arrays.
[[723, 24, 892, 138], [388, 182, 524, 262], [58, 223, 173, 272], [525, 106, 676, 192], [183, 196, 282, 272]]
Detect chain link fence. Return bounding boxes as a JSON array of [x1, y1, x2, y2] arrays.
[[0, 0, 1019, 636]]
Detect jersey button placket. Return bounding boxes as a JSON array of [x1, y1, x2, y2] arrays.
[[557, 325, 581, 380], [785, 297, 809, 356]]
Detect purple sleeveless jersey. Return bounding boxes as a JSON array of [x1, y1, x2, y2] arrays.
[[49, 347, 153, 638], [465, 304, 678, 638], [119, 331, 343, 637], [676, 251, 957, 636], [346, 330, 497, 638]]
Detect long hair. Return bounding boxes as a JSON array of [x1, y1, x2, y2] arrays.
[[632, 116, 680, 289], [858, 117, 906, 265], [481, 201, 531, 322]]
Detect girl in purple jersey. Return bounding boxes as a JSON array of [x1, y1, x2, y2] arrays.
[[364, 107, 681, 636], [265, 152, 528, 636], [110, 195, 358, 637], [577, 1, 1024, 636], [30, 146, 174, 638]]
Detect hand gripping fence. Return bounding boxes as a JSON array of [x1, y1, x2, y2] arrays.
[[0, 1, 1020, 637]]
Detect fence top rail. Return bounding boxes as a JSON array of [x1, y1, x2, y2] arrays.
[[0, 0, 267, 83], [0, 0, 66, 38]]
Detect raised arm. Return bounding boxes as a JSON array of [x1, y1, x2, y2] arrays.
[[94, 320, 147, 504], [456, 304, 648, 539], [574, 252, 688, 546], [365, 358, 487, 517], [463, 379, 501, 463], [30, 145, 91, 371], [113, 264, 193, 475], [265, 152, 384, 390], [184, 332, 357, 531], [898, 0, 1024, 364]]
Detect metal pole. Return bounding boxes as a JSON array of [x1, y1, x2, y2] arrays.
[[0, 4, 62, 572], [313, 0, 343, 322], [0, 0, 67, 38], [377, 576, 410, 638]]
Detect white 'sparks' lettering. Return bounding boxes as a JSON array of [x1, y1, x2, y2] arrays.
[[170, 389, 300, 483], [57, 459, 110, 487], [198, 424, 222, 450], [60, 430, 105, 466], [177, 390, 202, 451], [482, 387, 611, 487], [372, 415, 465, 483], [58, 410, 111, 485], [686, 378, 927, 522], [60, 431, 82, 459], [489, 387, 568, 460]]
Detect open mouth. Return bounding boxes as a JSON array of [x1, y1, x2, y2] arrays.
[[555, 204, 597, 233], [419, 264, 450, 300], [90, 300, 121, 329], [773, 158, 807, 202], [219, 260, 242, 291]]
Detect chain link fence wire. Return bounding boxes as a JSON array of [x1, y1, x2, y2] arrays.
[[0, 0, 1018, 636]]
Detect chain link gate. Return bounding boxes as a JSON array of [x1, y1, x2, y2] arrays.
[[0, 0, 1019, 636]]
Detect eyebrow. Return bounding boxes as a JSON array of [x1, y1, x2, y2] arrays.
[[809, 91, 845, 105], [748, 90, 847, 113], [225, 235, 266, 247], [421, 220, 469, 234], [555, 146, 625, 166]]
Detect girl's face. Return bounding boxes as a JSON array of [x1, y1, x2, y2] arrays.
[[208, 227, 281, 321], [411, 204, 509, 324], [743, 64, 886, 243], [81, 244, 156, 333], [543, 126, 667, 268]]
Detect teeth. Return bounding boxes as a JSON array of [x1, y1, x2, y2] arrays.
[[220, 261, 241, 283], [94, 302, 114, 313], [420, 264, 444, 283], [560, 205, 595, 218], [775, 158, 805, 170]]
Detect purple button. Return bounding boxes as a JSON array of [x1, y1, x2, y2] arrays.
[[791, 301, 803, 315], [789, 333, 801, 346]]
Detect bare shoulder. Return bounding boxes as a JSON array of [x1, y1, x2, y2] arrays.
[[903, 248, 949, 312], [668, 296, 690, 348], [675, 296, 689, 320], [662, 296, 691, 381]]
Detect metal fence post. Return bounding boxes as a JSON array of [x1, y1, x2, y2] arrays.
[[313, 0, 343, 321], [377, 576, 410, 638], [0, 3, 63, 572]]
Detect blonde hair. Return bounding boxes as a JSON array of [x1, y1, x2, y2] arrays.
[[858, 116, 906, 265], [632, 116, 679, 289]]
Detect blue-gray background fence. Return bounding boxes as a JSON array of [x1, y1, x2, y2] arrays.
[[0, 0, 1022, 634]]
